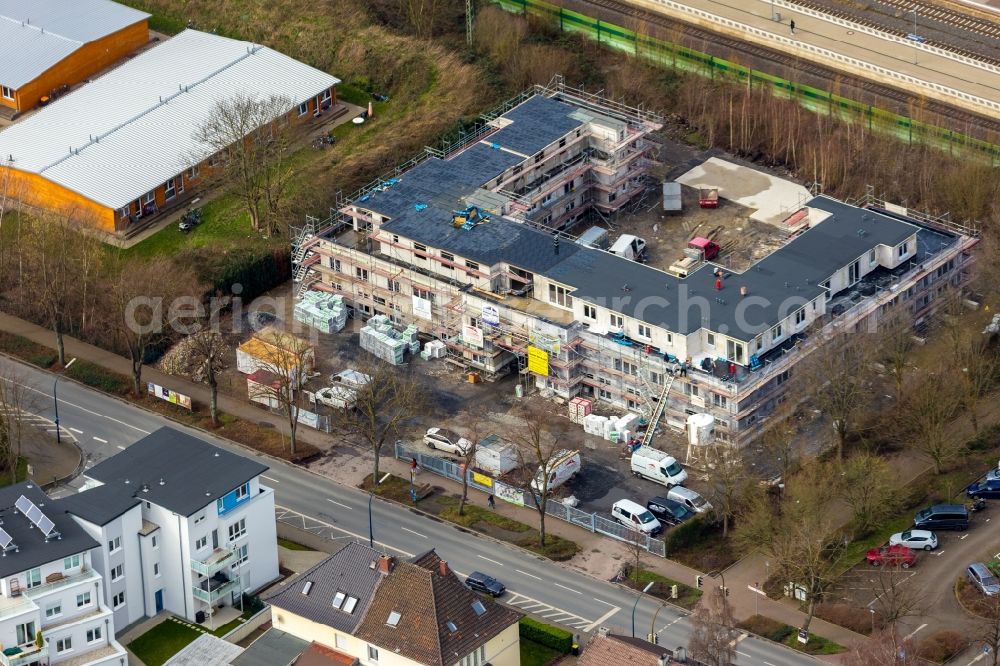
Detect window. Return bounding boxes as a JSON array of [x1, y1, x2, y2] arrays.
[[45, 603, 61, 619], [413, 243, 427, 254], [622, 361, 638, 376], [164, 178, 176, 201], [108, 537, 121, 553], [153, 563, 160, 577], [1, 86, 13, 100], [195, 536, 207, 550], [598, 388, 612, 400], [795, 309, 806, 326], [608, 192, 617, 203], [413, 287, 433, 302], [465, 260, 479, 272], [332, 591, 346, 609], [534, 150, 545, 163], [343, 596, 359, 613], [232, 544, 249, 567], [228, 518, 246, 541], [152, 536, 158, 549], [388, 280, 401, 293], [707, 333, 715, 346], [335, 634, 347, 649], [298, 101, 308, 116], [76, 592, 91, 608], [16, 621, 35, 645], [144, 190, 155, 206], [548, 284, 573, 308], [63, 554, 81, 570], [869, 249, 877, 264], [194, 514, 205, 525], [771, 324, 782, 341], [25, 568, 40, 589], [110, 564, 124, 581], [187, 165, 200, 180], [86, 627, 102, 643], [610, 314, 624, 329], [368, 645, 380, 662], [583, 304, 597, 320], [355, 267, 369, 282], [56, 638, 72, 653], [712, 393, 728, 408], [637, 324, 652, 338], [898, 242, 908, 257], [112, 592, 125, 609]]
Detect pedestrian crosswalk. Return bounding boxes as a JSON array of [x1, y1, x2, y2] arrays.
[[504, 591, 608, 632]]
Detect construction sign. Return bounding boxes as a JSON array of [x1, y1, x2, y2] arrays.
[[527, 345, 549, 376], [472, 472, 493, 488]]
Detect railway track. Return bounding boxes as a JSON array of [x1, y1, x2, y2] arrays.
[[879, 0, 1000, 40], [572, 0, 1000, 135]]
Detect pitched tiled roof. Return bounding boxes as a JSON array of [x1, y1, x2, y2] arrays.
[[353, 549, 521, 666], [578, 633, 674, 666]]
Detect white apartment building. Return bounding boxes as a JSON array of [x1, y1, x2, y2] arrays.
[[0, 482, 126, 666], [55, 427, 279, 627]]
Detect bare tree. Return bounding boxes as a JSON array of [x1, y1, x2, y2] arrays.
[[184, 330, 231, 427], [898, 365, 964, 473], [759, 406, 801, 487], [193, 93, 296, 237], [953, 334, 999, 434], [455, 413, 484, 517], [878, 308, 916, 401], [843, 630, 920, 666], [869, 567, 925, 629], [0, 362, 32, 484], [688, 585, 738, 666], [703, 443, 756, 537], [245, 329, 314, 458], [330, 356, 425, 488], [509, 403, 570, 548], [840, 453, 899, 536], [977, 594, 1000, 666]]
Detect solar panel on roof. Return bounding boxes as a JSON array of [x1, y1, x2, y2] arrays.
[[36, 515, 55, 537], [14, 495, 33, 515], [0, 527, 12, 550], [26, 506, 43, 524]]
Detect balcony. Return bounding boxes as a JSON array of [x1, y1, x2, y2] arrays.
[[22, 570, 100, 600], [192, 572, 241, 605], [0, 594, 36, 621], [0, 645, 47, 666], [191, 547, 235, 577]]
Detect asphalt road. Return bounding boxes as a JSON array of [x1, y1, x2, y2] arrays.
[[3, 357, 820, 666]]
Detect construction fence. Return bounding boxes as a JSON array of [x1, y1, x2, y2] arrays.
[[395, 442, 667, 557], [493, 0, 1000, 163]]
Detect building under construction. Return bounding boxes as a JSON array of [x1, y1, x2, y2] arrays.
[[292, 81, 977, 447]]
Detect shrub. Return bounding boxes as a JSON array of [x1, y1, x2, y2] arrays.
[[66, 361, 131, 395], [519, 617, 573, 653], [738, 614, 786, 641], [814, 603, 881, 635], [967, 424, 1000, 451], [664, 515, 710, 552], [918, 630, 967, 663]]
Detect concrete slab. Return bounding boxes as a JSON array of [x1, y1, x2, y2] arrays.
[[164, 632, 243, 666]]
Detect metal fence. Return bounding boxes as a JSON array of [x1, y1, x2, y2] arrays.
[[395, 442, 667, 557]]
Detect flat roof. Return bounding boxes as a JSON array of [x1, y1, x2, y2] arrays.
[[0, 0, 149, 89], [52, 481, 140, 526], [0, 29, 339, 210], [230, 629, 308, 666]]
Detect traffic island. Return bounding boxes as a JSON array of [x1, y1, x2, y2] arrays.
[[738, 615, 846, 655], [618, 565, 702, 610]]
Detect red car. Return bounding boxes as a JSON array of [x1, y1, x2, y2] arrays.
[[866, 544, 916, 568]]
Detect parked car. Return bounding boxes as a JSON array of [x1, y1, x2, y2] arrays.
[[465, 571, 505, 597], [888, 530, 938, 551], [611, 499, 662, 536], [646, 496, 694, 526], [967, 563, 1000, 596], [423, 428, 471, 456], [866, 545, 916, 568], [313, 386, 356, 410], [667, 486, 713, 514], [913, 504, 969, 531], [967, 478, 1000, 499]]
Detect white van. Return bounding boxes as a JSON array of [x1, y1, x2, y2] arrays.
[[609, 234, 647, 261], [531, 450, 581, 492], [667, 486, 713, 514], [630, 446, 688, 487], [611, 499, 662, 535]]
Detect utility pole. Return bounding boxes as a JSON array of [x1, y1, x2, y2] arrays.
[[912, 9, 918, 65], [466, 0, 474, 46]]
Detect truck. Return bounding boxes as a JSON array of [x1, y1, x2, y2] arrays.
[[630, 446, 688, 487], [311, 385, 356, 410], [699, 188, 719, 209], [609, 234, 647, 262], [530, 449, 581, 491], [475, 434, 518, 475], [575, 226, 610, 250], [662, 182, 682, 212], [667, 236, 722, 278]]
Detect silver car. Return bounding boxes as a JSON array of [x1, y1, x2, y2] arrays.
[[889, 530, 938, 551], [967, 563, 1000, 596]]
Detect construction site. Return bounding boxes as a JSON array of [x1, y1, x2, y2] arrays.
[[290, 79, 979, 449]]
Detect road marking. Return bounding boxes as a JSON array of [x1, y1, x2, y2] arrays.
[[506, 591, 603, 632], [728, 633, 749, 648], [11, 381, 151, 434], [326, 498, 352, 510], [274, 505, 412, 556], [46, 429, 59, 433], [379, 472, 391, 483], [116, 445, 126, 450], [584, 606, 621, 632], [657, 616, 684, 634], [762, 661, 777, 666], [400, 527, 427, 539], [935, 550, 946, 556], [261, 475, 280, 483], [477, 555, 503, 566], [987, 518, 992, 523], [553, 582, 581, 594], [516, 569, 542, 581], [593, 597, 617, 607], [903, 623, 927, 641], [961, 534, 970, 540], [967, 652, 987, 666], [69, 427, 83, 434], [92, 436, 108, 443]]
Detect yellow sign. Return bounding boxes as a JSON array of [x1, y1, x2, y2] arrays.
[[527, 345, 549, 377], [472, 472, 493, 488]]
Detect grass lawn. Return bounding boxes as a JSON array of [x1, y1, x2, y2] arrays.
[[127, 620, 204, 666], [277, 537, 314, 551], [438, 497, 579, 561], [520, 638, 561, 666], [626, 568, 703, 609], [0, 458, 28, 489], [738, 615, 845, 655]]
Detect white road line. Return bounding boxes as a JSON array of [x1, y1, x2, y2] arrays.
[[261, 475, 280, 484], [553, 582, 581, 594], [542, 611, 572, 619], [584, 606, 621, 632], [379, 472, 391, 483], [903, 623, 927, 641], [935, 550, 946, 556], [592, 597, 617, 607], [69, 427, 83, 434], [12, 381, 151, 433], [326, 498, 352, 510], [400, 527, 427, 539], [961, 534, 970, 540], [274, 504, 411, 556], [116, 445, 126, 450], [763, 661, 777, 666], [657, 616, 684, 634], [477, 555, 503, 566], [516, 569, 542, 581], [728, 633, 749, 647], [45, 429, 59, 433], [92, 436, 108, 443]]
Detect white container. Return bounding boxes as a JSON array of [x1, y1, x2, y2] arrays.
[[475, 434, 518, 475], [687, 413, 716, 447]]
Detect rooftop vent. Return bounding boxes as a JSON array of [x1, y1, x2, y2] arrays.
[[302, 581, 313, 595], [387, 611, 401, 627], [159, 478, 165, 486]]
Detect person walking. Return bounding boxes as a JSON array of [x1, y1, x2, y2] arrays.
[[790, 19, 796, 35], [488, 494, 496, 510]]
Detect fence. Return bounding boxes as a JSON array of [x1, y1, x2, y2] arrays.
[[492, 0, 1000, 163], [395, 442, 667, 557]]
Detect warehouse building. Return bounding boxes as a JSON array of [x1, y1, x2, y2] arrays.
[[0, 28, 340, 235], [0, 0, 150, 115]]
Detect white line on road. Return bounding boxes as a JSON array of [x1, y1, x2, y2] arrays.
[[967, 653, 986, 666], [116, 445, 126, 450], [261, 475, 280, 483], [657, 616, 684, 634], [45, 429, 59, 433], [379, 472, 391, 483], [961, 534, 970, 540], [585, 606, 621, 632], [935, 550, 946, 556], [903, 623, 927, 641], [553, 582, 581, 594], [69, 427, 83, 434], [13, 381, 151, 434], [762, 661, 777, 666], [728, 633, 749, 648], [326, 498, 352, 510], [516, 569, 542, 581], [477, 555, 503, 566], [92, 436, 108, 443], [274, 505, 411, 557], [592, 597, 617, 607], [400, 527, 427, 539]]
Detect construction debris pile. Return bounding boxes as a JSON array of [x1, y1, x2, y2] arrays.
[[583, 412, 642, 443], [294, 291, 349, 334], [360, 315, 419, 365]]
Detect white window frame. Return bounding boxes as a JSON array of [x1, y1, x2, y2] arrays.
[[108, 537, 121, 553], [164, 178, 176, 201], [771, 324, 782, 341], [610, 314, 624, 329], [1, 85, 13, 100], [76, 592, 92, 608], [637, 323, 652, 338], [298, 101, 308, 116], [794, 309, 806, 326], [236, 483, 250, 500], [195, 536, 208, 550], [45, 603, 62, 619], [25, 568, 41, 589], [63, 554, 81, 570], [583, 304, 597, 320], [113, 591, 125, 609], [56, 637, 72, 654], [153, 562, 160, 577], [87, 627, 102, 643], [368, 645, 379, 662], [110, 564, 124, 581], [228, 518, 247, 541], [151, 535, 158, 549]]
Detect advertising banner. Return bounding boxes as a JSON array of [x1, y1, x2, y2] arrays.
[[527, 345, 549, 376], [494, 481, 524, 507], [147, 382, 193, 410], [412, 295, 432, 320], [462, 325, 484, 348], [472, 472, 493, 488], [529, 329, 561, 355], [481, 305, 500, 327]]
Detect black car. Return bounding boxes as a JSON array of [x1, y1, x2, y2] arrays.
[[646, 496, 694, 526], [465, 571, 505, 597], [968, 478, 1000, 499]]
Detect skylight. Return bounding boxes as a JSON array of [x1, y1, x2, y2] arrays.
[[446, 621, 458, 633], [471, 600, 486, 616], [387, 611, 401, 627], [302, 581, 313, 596], [332, 591, 346, 609], [343, 596, 359, 614]]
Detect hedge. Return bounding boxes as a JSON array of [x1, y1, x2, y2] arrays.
[[519, 617, 573, 653], [210, 247, 291, 304], [664, 515, 711, 552]]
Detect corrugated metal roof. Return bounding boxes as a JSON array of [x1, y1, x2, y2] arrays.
[[0, 29, 340, 209], [0, 0, 149, 89]]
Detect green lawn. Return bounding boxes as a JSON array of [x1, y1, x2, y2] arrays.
[[277, 537, 314, 551], [127, 620, 203, 666], [0, 458, 28, 489], [627, 568, 703, 609], [520, 638, 562, 666]]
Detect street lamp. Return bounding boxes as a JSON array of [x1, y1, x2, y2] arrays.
[[53, 357, 76, 444], [368, 492, 375, 548], [708, 569, 727, 597], [631, 581, 654, 638], [911, 10, 918, 65]]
